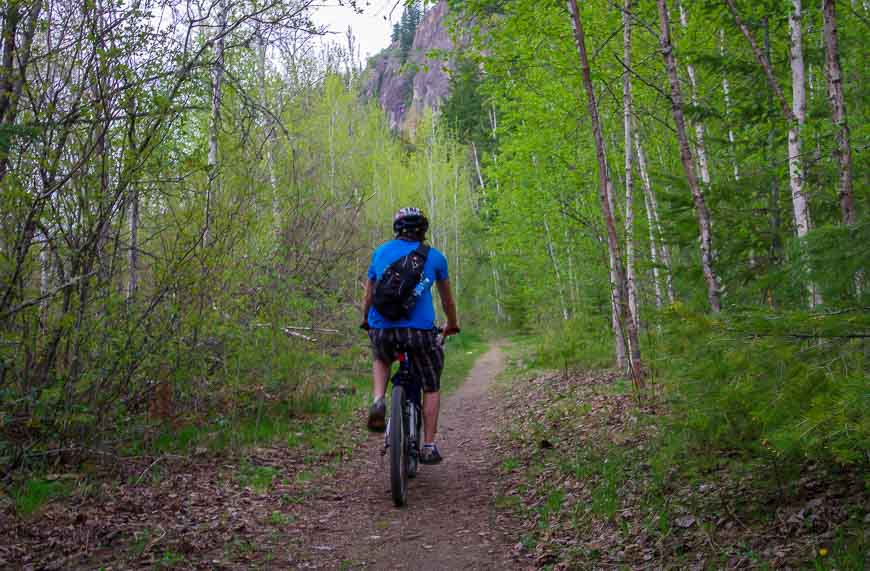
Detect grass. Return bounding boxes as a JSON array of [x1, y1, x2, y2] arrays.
[[267, 511, 295, 526], [12, 477, 74, 516], [5, 329, 491, 521], [492, 331, 870, 569], [234, 463, 277, 492]]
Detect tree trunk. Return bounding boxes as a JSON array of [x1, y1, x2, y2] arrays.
[[489, 250, 504, 320], [127, 187, 139, 300], [544, 219, 569, 321], [788, 0, 822, 307], [608, 245, 628, 371], [634, 131, 675, 306], [565, 225, 578, 313], [724, 0, 821, 306], [623, 0, 639, 331], [822, 0, 856, 227], [567, 0, 643, 389], [471, 141, 486, 191], [258, 36, 280, 231], [0, 1, 41, 183], [657, 0, 721, 312], [719, 29, 739, 181], [677, 2, 711, 186], [605, 160, 628, 371], [206, 0, 227, 247]]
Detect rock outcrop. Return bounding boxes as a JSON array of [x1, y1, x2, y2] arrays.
[[363, 0, 453, 135]]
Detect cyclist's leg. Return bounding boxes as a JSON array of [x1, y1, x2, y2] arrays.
[[369, 328, 396, 399], [407, 329, 444, 460], [422, 391, 440, 444], [372, 358, 390, 401], [367, 329, 396, 431]]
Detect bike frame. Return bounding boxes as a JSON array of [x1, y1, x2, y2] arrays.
[[384, 349, 423, 461]]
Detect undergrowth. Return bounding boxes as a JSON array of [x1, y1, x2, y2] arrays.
[[3, 328, 489, 517], [494, 336, 868, 569]]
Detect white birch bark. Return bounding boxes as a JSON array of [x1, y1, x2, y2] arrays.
[[641, 183, 664, 309], [544, 219, 570, 321], [258, 37, 280, 231], [789, 0, 822, 307], [635, 130, 675, 305], [822, 0, 856, 228], [608, 245, 628, 370], [426, 114, 438, 248], [471, 141, 485, 190], [206, 0, 227, 247], [822, 0, 861, 294], [719, 29, 739, 181], [453, 159, 461, 298], [725, 0, 822, 306], [605, 163, 628, 370], [658, 0, 721, 312], [565, 225, 578, 313], [623, 0, 639, 331], [568, 0, 642, 385], [678, 2, 711, 186], [489, 250, 504, 320]]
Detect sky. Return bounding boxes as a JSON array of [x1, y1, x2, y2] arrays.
[[312, 1, 400, 60]]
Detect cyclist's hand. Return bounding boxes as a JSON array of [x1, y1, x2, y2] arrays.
[[360, 321, 370, 331], [443, 323, 461, 336]]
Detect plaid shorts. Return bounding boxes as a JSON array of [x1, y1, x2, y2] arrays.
[[368, 328, 444, 393]]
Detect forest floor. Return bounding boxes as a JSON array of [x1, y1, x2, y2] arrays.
[[2, 341, 865, 569], [1, 344, 527, 570], [489, 344, 868, 570]]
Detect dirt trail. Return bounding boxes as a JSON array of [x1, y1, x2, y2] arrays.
[[299, 344, 519, 570]]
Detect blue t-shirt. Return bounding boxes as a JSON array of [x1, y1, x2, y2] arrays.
[[367, 240, 449, 330]]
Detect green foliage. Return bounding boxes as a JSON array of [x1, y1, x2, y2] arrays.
[[656, 306, 869, 466], [532, 315, 614, 371], [393, 1, 423, 62], [235, 463, 277, 493], [13, 477, 73, 516]]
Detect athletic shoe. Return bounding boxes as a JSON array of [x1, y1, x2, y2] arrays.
[[420, 444, 443, 465], [367, 398, 386, 432]]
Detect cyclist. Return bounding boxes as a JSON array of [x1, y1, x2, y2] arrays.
[[361, 207, 460, 465]]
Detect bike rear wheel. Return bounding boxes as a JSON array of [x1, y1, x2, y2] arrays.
[[389, 384, 409, 507]]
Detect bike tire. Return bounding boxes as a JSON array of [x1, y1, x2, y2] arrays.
[[408, 406, 421, 479], [389, 384, 409, 507]]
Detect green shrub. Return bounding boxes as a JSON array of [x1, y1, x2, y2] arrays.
[[656, 306, 869, 466], [532, 315, 613, 371]]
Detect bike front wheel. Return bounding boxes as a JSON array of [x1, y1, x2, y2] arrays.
[[389, 384, 409, 507]]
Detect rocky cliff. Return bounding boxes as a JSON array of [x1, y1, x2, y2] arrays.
[[363, 0, 454, 135]]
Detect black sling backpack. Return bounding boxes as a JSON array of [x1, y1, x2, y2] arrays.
[[373, 244, 430, 321]]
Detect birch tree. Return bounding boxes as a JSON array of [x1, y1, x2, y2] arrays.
[[623, 0, 638, 330], [724, 0, 821, 307], [657, 0, 722, 312], [567, 0, 643, 389], [206, 0, 228, 247], [635, 129, 675, 306], [677, 1, 711, 186], [821, 0, 856, 228]]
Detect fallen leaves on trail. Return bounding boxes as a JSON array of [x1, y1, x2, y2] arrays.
[[0, 413, 370, 570], [489, 366, 868, 569]]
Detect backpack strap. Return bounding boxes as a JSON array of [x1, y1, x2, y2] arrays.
[[415, 244, 430, 260]]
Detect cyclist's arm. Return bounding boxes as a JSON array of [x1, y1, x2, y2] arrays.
[[436, 279, 460, 335], [361, 279, 375, 326]]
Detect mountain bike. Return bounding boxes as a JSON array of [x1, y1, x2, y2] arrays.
[[383, 329, 449, 507]]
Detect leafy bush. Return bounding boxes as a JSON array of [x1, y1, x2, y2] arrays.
[[532, 315, 614, 371], [656, 306, 869, 466]]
